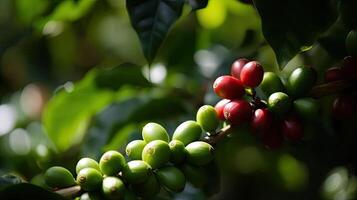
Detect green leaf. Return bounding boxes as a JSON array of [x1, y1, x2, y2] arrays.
[[0, 175, 24, 188], [187, 0, 208, 10], [253, 0, 337, 69], [126, 0, 185, 63], [0, 183, 66, 200]]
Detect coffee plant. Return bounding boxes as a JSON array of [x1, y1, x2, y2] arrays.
[[0, 0, 357, 200]]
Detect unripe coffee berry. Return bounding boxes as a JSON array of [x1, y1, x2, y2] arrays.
[[281, 116, 304, 141], [268, 92, 292, 115], [77, 168, 103, 191], [76, 158, 100, 174], [259, 72, 285, 97], [99, 151, 126, 176], [286, 66, 316, 98], [169, 140, 186, 164], [325, 67, 343, 83], [332, 95, 355, 119], [214, 99, 230, 120], [44, 166, 76, 188], [156, 166, 186, 192], [142, 122, 169, 143], [172, 120, 202, 145], [223, 99, 252, 125], [80, 192, 104, 200], [126, 140, 146, 160], [122, 160, 151, 184], [132, 175, 160, 198], [196, 105, 219, 133], [142, 140, 170, 169], [346, 30, 357, 56], [102, 177, 126, 200], [180, 164, 207, 188], [251, 108, 273, 132], [185, 141, 214, 166], [240, 61, 264, 88], [231, 58, 249, 79], [213, 76, 245, 100], [293, 98, 319, 120]]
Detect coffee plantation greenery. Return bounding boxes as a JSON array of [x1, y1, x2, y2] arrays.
[[1, 0, 357, 199]]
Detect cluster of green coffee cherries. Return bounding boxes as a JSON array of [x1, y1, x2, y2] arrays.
[[44, 109, 220, 199]]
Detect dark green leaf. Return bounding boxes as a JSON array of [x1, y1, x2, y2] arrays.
[[187, 0, 208, 10], [253, 0, 337, 68], [126, 0, 185, 63], [0, 183, 66, 200], [0, 175, 24, 188]]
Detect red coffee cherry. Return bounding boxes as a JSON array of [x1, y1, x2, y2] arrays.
[[281, 116, 303, 141], [251, 108, 273, 132], [240, 61, 264, 88], [332, 95, 355, 119], [214, 99, 231, 120], [262, 124, 283, 150], [231, 58, 249, 79], [341, 56, 357, 80], [223, 99, 253, 125], [325, 67, 344, 82], [213, 76, 245, 99]]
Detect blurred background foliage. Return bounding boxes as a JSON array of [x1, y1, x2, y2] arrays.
[[0, 0, 356, 199]]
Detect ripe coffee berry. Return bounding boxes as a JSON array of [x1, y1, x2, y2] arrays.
[[231, 58, 249, 79], [213, 76, 245, 100], [223, 99, 252, 125], [281, 116, 304, 141], [240, 61, 264, 88], [332, 95, 355, 119], [214, 99, 230, 120], [251, 108, 273, 132], [325, 67, 343, 82]]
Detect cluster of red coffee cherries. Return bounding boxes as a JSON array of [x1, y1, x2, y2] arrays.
[[325, 56, 357, 120], [212, 59, 303, 149]]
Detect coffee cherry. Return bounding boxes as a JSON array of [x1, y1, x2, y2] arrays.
[[80, 192, 104, 200], [341, 56, 357, 80], [169, 140, 186, 164], [262, 125, 283, 149], [251, 108, 273, 132], [268, 92, 292, 115], [259, 72, 285, 97], [102, 177, 125, 200], [126, 140, 146, 160], [286, 67, 316, 98], [325, 67, 343, 82], [281, 116, 304, 141], [185, 141, 214, 166], [214, 99, 231, 120], [142, 122, 169, 143], [213, 76, 245, 100], [172, 120, 202, 145], [332, 95, 355, 119], [346, 30, 357, 56], [196, 105, 219, 133], [99, 151, 126, 176], [76, 158, 100, 175], [77, 168, 103, 191], [240, 61, 264, 88], [156, 166, 186, 192], [180, 164, 207, 188], [122, 160, 151, 184], [142, 140, 170, 169], [231, 58, 249, 79], [132, 175, 160, 198], [44, 166, 76, 188], [293, 98, 319, 120], [223, 99, 252, 125]]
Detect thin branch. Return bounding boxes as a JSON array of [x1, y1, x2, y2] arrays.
[[54, 185, 81, 198]]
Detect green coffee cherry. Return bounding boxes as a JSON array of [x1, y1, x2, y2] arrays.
[[142, 122, 169, 143], [286, 67, 316, 98], [172, 120, 202, 145], [268, 92, 292, 115], [44, 166, 76, 188], [77, 168, 103, 191], [259, 72, 285, 97], [185, 141, 214, 166], [122, 160, 151, 184], [346, 30, 357, 56], [76, 158, 100, 174], [31, 174, 52, 190], [80, 192, 104, 200], [142, 140, 170, 169], [169, 140, 186, 164], [180, 164, 207, 187], [126, 140, 146, 160], [99, 150, 126, 176], [196, 105, 219, 133], [156, 166, 186, 192], [293, 98, 319, 120], [132, 175, 160, 198], [102, 177, 126, 200]]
